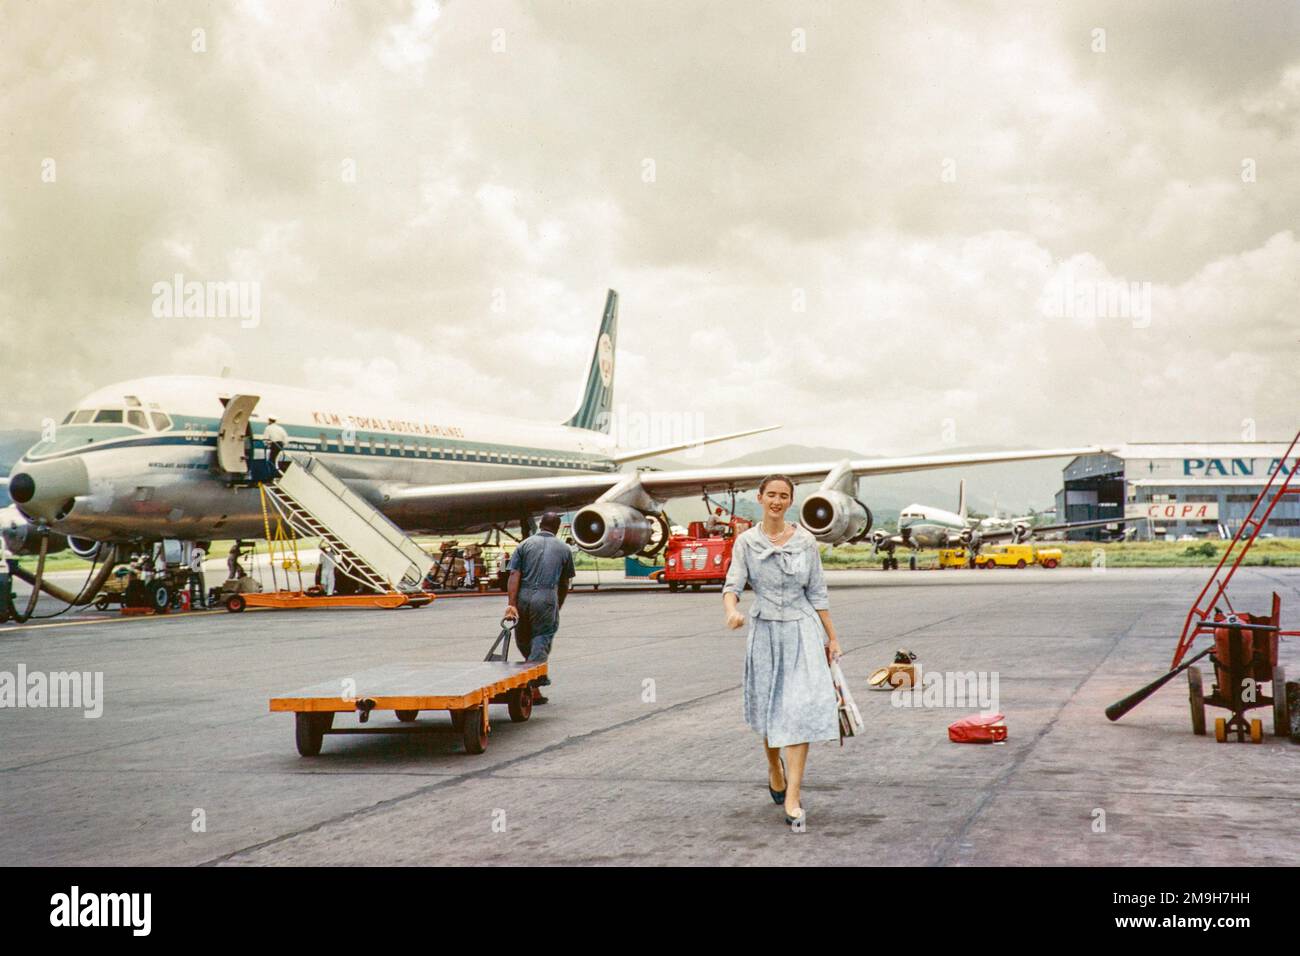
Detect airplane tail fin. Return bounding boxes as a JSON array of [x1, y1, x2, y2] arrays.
[[957, 479, 967, 522], [561, 289, 618, 433]]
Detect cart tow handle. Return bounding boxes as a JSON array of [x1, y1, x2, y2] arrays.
[[1105, 646, 1214, 723]]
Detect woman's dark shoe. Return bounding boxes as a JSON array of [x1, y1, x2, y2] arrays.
[[767, 757, 787, 804]]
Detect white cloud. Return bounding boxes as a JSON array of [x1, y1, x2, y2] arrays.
[[1, 0, 1297, 455]]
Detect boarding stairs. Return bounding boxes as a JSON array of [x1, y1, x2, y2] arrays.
[[260, 455, 433, 595]]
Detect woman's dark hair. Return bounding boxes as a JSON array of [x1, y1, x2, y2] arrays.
[[758, 473, 795, 496]]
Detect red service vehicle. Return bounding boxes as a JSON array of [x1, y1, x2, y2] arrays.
[[658, 512, 752, 592]]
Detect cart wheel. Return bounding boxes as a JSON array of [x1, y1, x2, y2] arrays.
[[450, 709, 466, 732], [225, 594, 246, 613], [1249, 718, 1264, 744], [668, 581, 681, 592], [395, 710, 419, 722], [1188, 666, 1206, 736], [690, 583, 701, 592], [94, 598, 108, 611], [461, 706, 487, 754], [507, 686, 533, 722], [1214, 717, 1227, 743], [908, 556, 917, 571], [1043, 559, 1058, 569], [1273, 665, 1288, 737], [295, 712, 333, 756], [151, 584, 172, 613], [1016, 559, 1027, 569]]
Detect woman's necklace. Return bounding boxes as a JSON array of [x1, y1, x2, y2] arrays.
[[763, 521, 790, 543]]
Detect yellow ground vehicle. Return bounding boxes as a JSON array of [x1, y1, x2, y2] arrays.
[[938, 548, 973, 569], [975, 543, 1063, 569], [1034, 547, 1063, 568]]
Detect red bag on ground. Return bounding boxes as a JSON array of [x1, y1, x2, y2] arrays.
[[948, 713, 1007, 743]]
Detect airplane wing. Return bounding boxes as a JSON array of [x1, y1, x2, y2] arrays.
[[976, 514, 1143, 544], [383, 446, 1106, 533]]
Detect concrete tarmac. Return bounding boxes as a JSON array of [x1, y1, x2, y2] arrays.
[[1, 566, 1297, 866]]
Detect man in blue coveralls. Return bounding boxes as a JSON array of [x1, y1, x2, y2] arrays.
[[503, 512, 576, 705]]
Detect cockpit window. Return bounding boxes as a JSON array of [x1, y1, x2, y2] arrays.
[[151, 412, 171, 431], [127, 409, 148, 429], [71, 410, 94, 424], [94, 409, 123, 424]]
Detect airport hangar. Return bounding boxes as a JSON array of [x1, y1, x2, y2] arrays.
[[1055, 442, 1300, 541]]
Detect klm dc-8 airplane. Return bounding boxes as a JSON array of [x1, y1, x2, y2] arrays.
[[3, 291, 1102, 562]]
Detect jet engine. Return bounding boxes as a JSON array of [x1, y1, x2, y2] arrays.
[[0, 506, 69, 556], [570, 503, 656, 557], [799, 491, 872, 545], [67, 536, 110, 560]]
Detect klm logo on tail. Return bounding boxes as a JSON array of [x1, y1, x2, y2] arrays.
[[563, 289, 618, 433]]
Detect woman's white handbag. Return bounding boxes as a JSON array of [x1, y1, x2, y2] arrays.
[[830, 659, 863, 744]]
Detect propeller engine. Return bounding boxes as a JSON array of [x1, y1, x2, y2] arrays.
[[1011, 522, 1032, 543]]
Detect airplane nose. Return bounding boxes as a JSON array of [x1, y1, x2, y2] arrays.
[[9, 458, 90, 522], [9, 472, 35, 503]]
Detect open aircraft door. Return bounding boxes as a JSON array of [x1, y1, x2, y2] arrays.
[[216, 394, 260, 474]]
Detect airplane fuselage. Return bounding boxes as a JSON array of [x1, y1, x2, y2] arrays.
[[896, 504, 968, 550], [14, 375, 621, 544]]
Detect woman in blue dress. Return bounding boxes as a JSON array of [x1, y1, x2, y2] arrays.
[[723, 474, 842, 829]]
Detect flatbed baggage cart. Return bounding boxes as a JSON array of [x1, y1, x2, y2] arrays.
[[269, 660, 546, 756], [227, 589, 434, 612]]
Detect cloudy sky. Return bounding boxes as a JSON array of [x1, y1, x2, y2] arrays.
[[2, 0, 1298, 456]]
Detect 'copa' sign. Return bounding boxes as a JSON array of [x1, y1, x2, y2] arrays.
[[1125, 502, 1219, 521]]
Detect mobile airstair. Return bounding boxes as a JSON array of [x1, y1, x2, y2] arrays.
[[220, 455, 435, 612], [265, 455, 433, 594]]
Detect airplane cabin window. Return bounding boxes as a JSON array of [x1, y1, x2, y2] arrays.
[[151, 412, 172, 431], [61, 412, 75, 424], [71, 410, 94, 424], [94, 409, 124, 424], [127, 410, 148, 429]]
